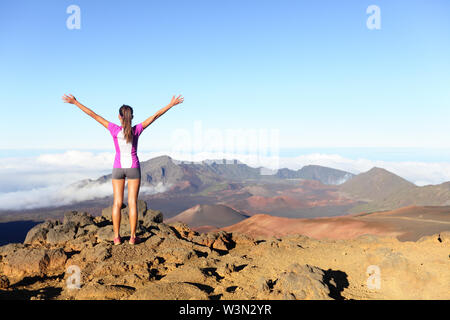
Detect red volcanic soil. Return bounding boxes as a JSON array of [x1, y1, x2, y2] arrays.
[[224, 180, 357, 216], [353, 205, 449, 218], [222, 206, 450, 241], [245, 195, 307, 210], [166, 204, 249, 228], [295, 180, 325, 189], [221, 214, 401, 240], [353, 206, 450, 241], [231, 192, 355, 215]]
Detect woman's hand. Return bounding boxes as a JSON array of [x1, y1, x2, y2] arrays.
[[142, 94, 184, 130], [62, 94, 77, 104], [169, 94, 184, 107]]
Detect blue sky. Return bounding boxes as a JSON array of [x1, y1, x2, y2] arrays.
[[1, 1, 450, 209], [1, 0, 449, 152]]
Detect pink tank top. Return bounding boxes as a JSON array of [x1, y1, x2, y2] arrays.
[[107, 122, 144, 168]]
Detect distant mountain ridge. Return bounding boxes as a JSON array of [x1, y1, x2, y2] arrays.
[[340, 167, 415, 201], [276, 165, 354, 185], [339, 167, 450, 213], [90, 155, 355, 191]]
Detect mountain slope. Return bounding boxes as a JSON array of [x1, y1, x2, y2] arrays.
[[340, 167, 450, 213], [355, 182, 450, 212], [166, 204, 249, 228], [90, 156, 356, 193], [275, 165, 354, 185], [222, 205, 450, 241], [339, 167, 415, 202]]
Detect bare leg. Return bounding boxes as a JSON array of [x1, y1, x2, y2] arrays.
[[112, 179, 125, 238], [127, 178, 141, 238]]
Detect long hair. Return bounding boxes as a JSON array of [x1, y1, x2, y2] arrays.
[[119, 105, 134, 144]]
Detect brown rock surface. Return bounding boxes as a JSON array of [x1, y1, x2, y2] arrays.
[[0, 202, 448, 300]]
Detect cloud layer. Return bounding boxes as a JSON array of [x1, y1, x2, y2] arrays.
[[0, 150, 169, 210], [0, 180, 169, 211]]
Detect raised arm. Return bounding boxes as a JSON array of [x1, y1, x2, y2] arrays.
[[142, 94, 184, 130], [62, 94, 109, 129]]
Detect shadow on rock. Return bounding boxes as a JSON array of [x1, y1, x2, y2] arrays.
[[0, 286, 62, 300], [323, 269, 349, 300]]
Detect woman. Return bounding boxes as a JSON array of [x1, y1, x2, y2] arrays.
[[62, 93, 184, 245]]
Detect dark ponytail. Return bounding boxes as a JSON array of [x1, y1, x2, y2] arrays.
[[119, 105, 134, 144]]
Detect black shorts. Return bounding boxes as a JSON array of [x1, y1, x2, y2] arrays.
[[112, 167, 141, 180]]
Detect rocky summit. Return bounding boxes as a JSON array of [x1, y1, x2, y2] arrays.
[[0, 200, 448, 300]]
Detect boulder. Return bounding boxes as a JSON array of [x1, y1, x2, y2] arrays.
[[0, 247, 67, 281], [46, 248, 68, 271], [156, 246, 195, 265], [270, 263, 331, 300], [46, 222, 77, 245], [96, 225, 115, 243], [169, 222, 199, 240], [91, 242, 112, 262], [24, 213, 95, 246], [151, 222, 180, 238], [193, 230, 235, 252], [231, 232, 256, 246], [142, 209, 164, 227], [0, 243, 25, 256], [76, 224, 99, 238], [24, 220, 60, 245], [63, 211, 94, 228], [65, 235, 96, 251]]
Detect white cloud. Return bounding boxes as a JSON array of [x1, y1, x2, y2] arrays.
[[0, 151, 113, 193], [0, 181, 169, 211], [35, 150, 114, 169], [0, 150, 172, 210]]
